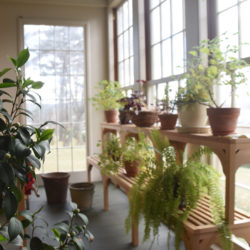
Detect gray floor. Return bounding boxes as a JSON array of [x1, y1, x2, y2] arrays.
[[8, 182, 185, 250]]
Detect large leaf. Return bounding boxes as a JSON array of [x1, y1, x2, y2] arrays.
[[0, 118, 7, 131], [16, 49, 30, 68], [0, 110, 12, 123], [13, 138, 31, 158], [0, 83, 16, 88], [77, 213, 88, 225], [0, 89, 13, 98], [3, 78, 15, 83], [40, 121, 64, 128], [26, 154, 41, 169], [8, 217, 23, 241], [0, 68, 11, 78], [54, 222, 69, 234], [4, 191, 18, 219], [39, 129, 54, 142], [8, 57, 16, 66], [22, 78, 33, 89], [18, 127, 31, 145], [32, 81, 44, 89], [73, 237, 85, 250], [30, 237, 44, 250], [20, 210, 33, 222], [10, 185, 22, 202], [0, 164, 15, 185]]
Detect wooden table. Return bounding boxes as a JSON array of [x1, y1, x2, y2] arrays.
[[88, 122, 250, 249]]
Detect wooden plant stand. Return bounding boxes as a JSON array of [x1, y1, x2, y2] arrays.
[[87, 122, 250, 249]]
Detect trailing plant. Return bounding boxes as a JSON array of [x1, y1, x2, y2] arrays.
[[180, 36, 249, 108], [0, 49, 93, 249], [126, 130, 232, 250], [98, 134, 122, 176], [91, 80, 124, 110]]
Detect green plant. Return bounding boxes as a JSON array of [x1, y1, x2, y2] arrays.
[[158, 84, 177, 113], [91, 80, 124, 110], [181, 36, 248, 108], [0, 49, 93, 249], [126, 130, 232, 250], [98, 134, 122, 176]]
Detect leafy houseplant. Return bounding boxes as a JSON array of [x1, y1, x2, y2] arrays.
[[98, 134, 122, 176], [0, 49, 93, 249], [184, 36, 249, 135], [126, 130, 232, 250], [158, 84, 178, 130], [91, 80, 124, 123]]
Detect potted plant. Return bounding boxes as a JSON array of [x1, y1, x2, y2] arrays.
[[0, 49, 93, 249], [183, 37, 249, 135], [158, 84, 178, 130], [98, 134, 122, 176], [91, 80, 124, 123], [126, 130, 232, 250]]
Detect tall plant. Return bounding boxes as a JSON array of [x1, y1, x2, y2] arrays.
[[0, 49, 93, 249], [126, 130, 232, 250]]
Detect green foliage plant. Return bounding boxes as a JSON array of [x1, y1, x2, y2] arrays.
[[0, 49, 93, 249], [98, 134, 122, 176], [91, 80, 124, 111], [179, 36, 248, 108], [126, 130, 232, 250], [158, 84, 177, 114]]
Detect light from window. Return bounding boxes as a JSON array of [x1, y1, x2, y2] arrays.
[[24, 24, 86, 173]]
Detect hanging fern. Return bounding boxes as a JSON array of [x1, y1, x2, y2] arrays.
[[126, 130, 232, 250]]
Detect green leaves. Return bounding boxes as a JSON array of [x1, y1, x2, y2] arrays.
[[16, 48, 30, 68], [0, 68, 11, 78], [4, 191, 18, 219], [26, 154, 41, 169], [0, 83, 16, 88], [8, 217, 23, 241], [31, 81, 44, 89], [39, 129, 54, 142]]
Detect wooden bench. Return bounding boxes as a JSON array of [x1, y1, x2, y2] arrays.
[[87, 155, 250, 249]]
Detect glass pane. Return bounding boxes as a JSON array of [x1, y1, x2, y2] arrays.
[[151, 44, 161, 79], [42, 149, 58, 173], [71, 76, 85, 103], [57, 102, 71, 123], [161, 0, 171, 39], [124, 59, 130, 86], [168, 81, 179, 102], [118, 35, 124, 61], [73, 147, 86, 171], [40, 52, 55, 75], [58, 148, 72, 172], [162, 39, 172, 77], [56, 76, 70, 101], [24, 25, 39, 49], [117, 7, 123, 35], [25, 50, 40, 78], [157, 83, 166, 100], [123, 1, 129, 30], [172, 0, 184, 34], [40, 25, 54, 50], [70, 52, 84, 75], [218, 7, 238, 51], [55, 26, 69, 50], [218, 84, 231, 107], [72, 124, 86, 146], [151, 7, 161, 45], [124, 30, 129, 59], [39, 76, 56, 101], [217, 0, 237, 12], [240, 1, 250, 57], [26, 101, 40, 124], [128, 0, 133, 27], [172, 33, 184, 75], [70, 27, 84, 50], [130, 57, 134, 85], [118, 62, 124, 86], [40, 100, 56, 124], [150, 0, 159, 9], [129, 27, 133, 57], [55, 51, 70, 75], [59, 124, 72, 148]]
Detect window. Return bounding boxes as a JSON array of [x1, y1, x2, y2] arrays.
[[116, 0, 134, 87], [24, 24, 86, 174]]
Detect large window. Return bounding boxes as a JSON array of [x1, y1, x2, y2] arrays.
[[24, 24, 86, 173], [116, 0, 134, 87]]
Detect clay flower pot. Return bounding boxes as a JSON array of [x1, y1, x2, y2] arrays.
[[159, 113, 178, 130], [105, 110, 118, 123], [207, 108, 240, 136], [124, 160, 140, 177], [131, 111, 158, 127]]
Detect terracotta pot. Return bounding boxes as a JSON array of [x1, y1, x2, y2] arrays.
[[119, 110, 131, 124], [178, 103, 208, 129], [131, 111, 158, 127], [207, 108, 240, 136], [124, 160, 140, 177], [42, 172, 70, 204], [104, 110, 118, 123], [159, 113, 178, 130], [70, 182, 95, 211]]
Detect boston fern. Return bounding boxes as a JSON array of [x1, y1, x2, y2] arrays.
[[126, 130, 232, 250], [0, 49, 93, 249]]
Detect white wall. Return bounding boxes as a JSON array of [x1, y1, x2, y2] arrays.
[[0, 0, 108, 181]]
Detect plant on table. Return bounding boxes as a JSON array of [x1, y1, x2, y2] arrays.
[[0, 49, 93, 249], [126, 130, 232, 250], [91, 80, 124, 123]]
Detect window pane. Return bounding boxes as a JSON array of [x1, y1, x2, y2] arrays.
[[162, 39, 172, 77], [58, 148, 72, 172], [157, 83, 166, 100], [161, 0, 171, 39], [118, 61, 124, 84], [173, 33, 184, 75], [55, 51, 70, 75], [70, 27, 84, 50], [123, 1, 129, 30], [151, 7, 161, 45], [73, 147, 86, 171], [217, 0, 237, 12], [40, 25, 54, 50], [150, 0, 159, 9], [129, 27, 133, 57], [128, 0, 133, 26], [151, 44, 161, 79], [55, 26, 69, 50], [118, 35, 124, 61], [240, 1, 250, 57], [168, 81, 179, 102], [124, 31, 129, 59], [24, 25, 39, 49], [117, 8, 123, 35], [172, 0, 184, 34], [40, 52, 55, 75], [130, 57, 134, 84]]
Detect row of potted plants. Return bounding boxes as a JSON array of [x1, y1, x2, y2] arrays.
[[92, 36, 249, 136]]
